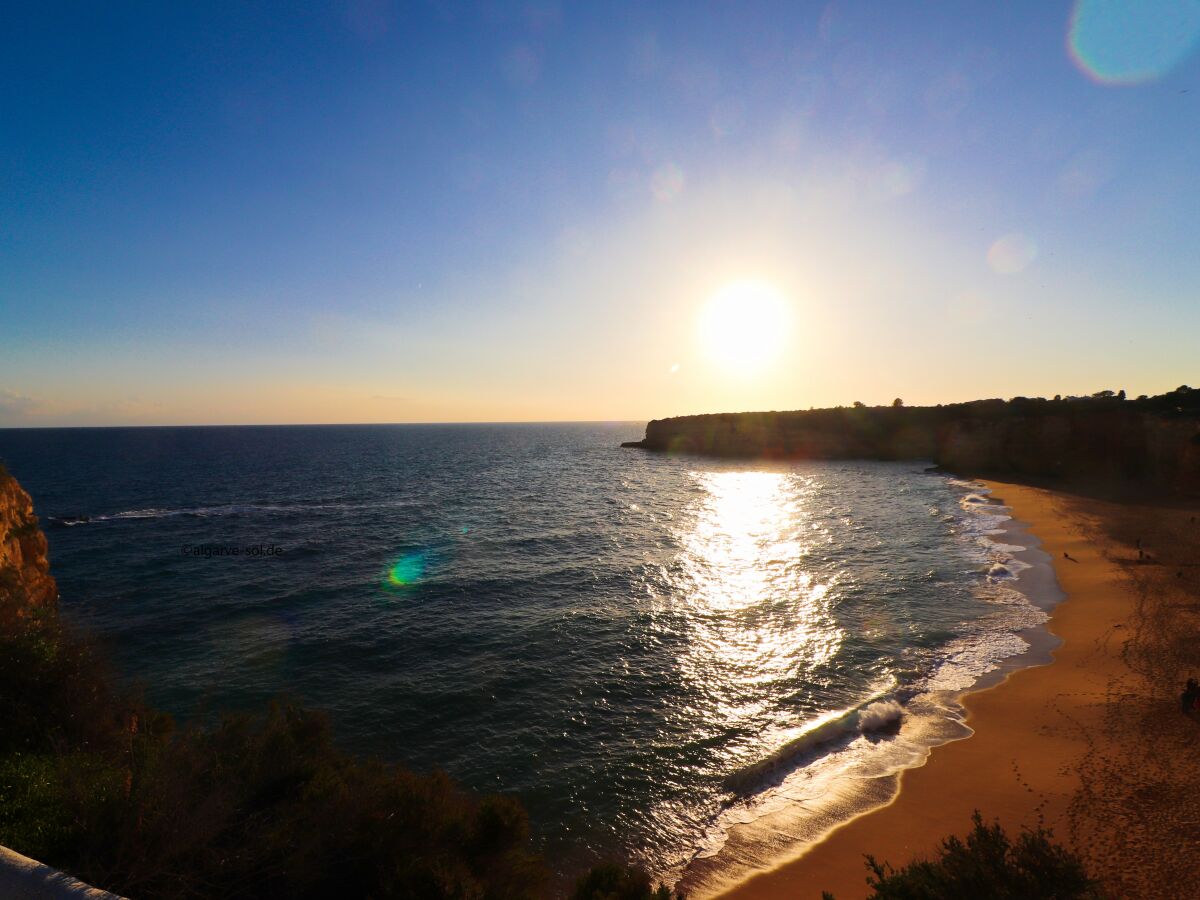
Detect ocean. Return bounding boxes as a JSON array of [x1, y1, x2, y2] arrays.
[[0, 423, 1059, 893]]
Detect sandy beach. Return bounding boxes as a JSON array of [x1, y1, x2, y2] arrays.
[[717, 479, 1200, 900]]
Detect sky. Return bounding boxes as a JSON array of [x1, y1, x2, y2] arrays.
[[2, 0, 1199, 426]]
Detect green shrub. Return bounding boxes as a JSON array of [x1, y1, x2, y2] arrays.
[[0, 753, 76, 858], [823, 811, 1103, 899], [0, 591, 126, 756], [4, 702, 548, 899], [572, 863, 681, 900]]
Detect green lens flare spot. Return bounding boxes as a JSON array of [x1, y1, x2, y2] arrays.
[[386, 553, 426, 587]]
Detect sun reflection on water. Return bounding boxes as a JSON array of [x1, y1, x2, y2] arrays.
[[667, 469, 843, 745]]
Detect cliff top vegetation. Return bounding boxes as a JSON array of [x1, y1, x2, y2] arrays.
[[642, 385, 1200, 431]]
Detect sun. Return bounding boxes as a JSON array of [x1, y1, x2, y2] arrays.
[[698, 280, 790, 376]]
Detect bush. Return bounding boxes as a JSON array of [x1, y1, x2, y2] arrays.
[[572, 863, 681, 900], [823, 811, 1103, 899], [4, 700, 550, 899], [0, 585, 127, 757]]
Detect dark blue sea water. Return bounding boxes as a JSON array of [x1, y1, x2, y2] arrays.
[[0, 424, 1050, 892]]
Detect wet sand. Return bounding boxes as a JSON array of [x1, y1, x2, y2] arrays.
[[717, 480, 1200, 899]]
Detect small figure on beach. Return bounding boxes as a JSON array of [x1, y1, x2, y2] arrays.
[[1063, 551, 1078, 563], [1136, 537, 1141, 550], [1184, 679, 1199, 715]]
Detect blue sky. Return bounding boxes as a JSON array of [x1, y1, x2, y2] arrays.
[[2, 1, 1198, 424]]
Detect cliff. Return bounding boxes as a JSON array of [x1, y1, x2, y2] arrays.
[[0, 466, 57, 610], [623, 387, 1200, 495]]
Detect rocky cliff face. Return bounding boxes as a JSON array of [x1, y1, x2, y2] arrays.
[[624, 395, 1200, 495], [0, 467, 58, 610], [627, 410, 939, 460], [934, 412, 1200, 492]]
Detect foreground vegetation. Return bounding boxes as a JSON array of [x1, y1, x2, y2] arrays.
[[0, 576, 553, 897], [825, 812, 1103, 900]]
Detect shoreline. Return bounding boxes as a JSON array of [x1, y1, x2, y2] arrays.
[[712, 479, 1137, 899], [962, 486, 1064, 693], [677, 477, 1065, 897]]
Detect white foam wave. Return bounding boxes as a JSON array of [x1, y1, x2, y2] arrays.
[[987, 562, 1016, 580], [859, 699, 903, 732], [922, 629, 1034, 692], [947, 478, 985, 490], [75, 499, 416, 524], [682, 698, 970, 892], [989, 541, 1027, 553], [111, 508, 183, 519], [722, 708, 862, 795], [722, 693, 905, 796]]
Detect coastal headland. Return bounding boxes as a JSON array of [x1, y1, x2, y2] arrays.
[[622, 388, 1200, 496]]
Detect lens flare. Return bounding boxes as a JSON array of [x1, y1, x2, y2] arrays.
[[986, 233, 1038, 274], [1068, 0, 1200, 85], [651, 163, 685, 202], [387, 552, 426, 587], [878, 160, 923, 197]]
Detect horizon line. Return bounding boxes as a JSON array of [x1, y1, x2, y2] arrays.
[[0, 419, 650, 431], [1, 386, 1193, 431]]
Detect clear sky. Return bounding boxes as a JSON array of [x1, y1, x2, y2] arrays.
[[2, 1, 1199, 426]]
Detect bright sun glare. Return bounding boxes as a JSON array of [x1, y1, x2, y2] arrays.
[[698, 281, 790, 376]]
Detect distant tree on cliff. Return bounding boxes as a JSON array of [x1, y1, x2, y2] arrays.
[[822, 812, 1102, 899], [853, 401, 866, 409], [892, 398, 904, 407]]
